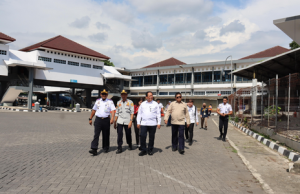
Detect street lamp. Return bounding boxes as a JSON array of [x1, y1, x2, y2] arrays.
[[222, 55, 233, 94], [179, 65, 187, 102]]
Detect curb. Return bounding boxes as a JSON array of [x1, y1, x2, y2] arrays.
[[0, 107, 48, 112], [45, 107, 91, 112], [230, 121, 300, 162]]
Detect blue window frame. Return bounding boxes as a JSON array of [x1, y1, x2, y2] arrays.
[[159, 92, 168, 95], [167, 74, 174, 84], [175, 74, 184, 84], [186, 73, 192, 83], [203, 72, 212, 82], [214, 71, 221, 82], [131, 76, 143, 87], [159, 75, 167, 84], [194, 72, 201, 83], [223, 70, 231, 82], [144, 76, 153, 85]]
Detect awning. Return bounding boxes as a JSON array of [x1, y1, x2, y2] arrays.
[[231, 47, 300, 82], [102, 73, 137, 81], [4, 59, 53, 70], [274, 15, 300, 45]]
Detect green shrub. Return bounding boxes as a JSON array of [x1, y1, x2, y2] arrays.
[[234, 116, 239, 123]]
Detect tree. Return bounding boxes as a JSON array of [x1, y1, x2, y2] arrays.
[[104, 60, 115, 67], [289, 41, 300, 50]]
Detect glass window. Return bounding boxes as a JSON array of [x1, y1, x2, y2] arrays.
[[0, 50, 7, 55], [93, 65, 103, 70], [221, 91, 231, 95], [153, 75, 157, 84], [38, 56, 52, 62], [124, 81, 129, 87], [131, 76, 143, 87], [194, 91, 205, 95], [54, 59, 66, 64], [144, 76, 153, 85], [159, 92, 168, 95], [223, 70, 231, 82], [237, 76, 243, 81], [169, 92, 177, 96], [175, 74, 184, 84], [194, 72, 201, 83], [186, 73, 192, 83], [81, 63, 91, 68], [159, 75, 167, 84], [243, 77, 251, 81], [203, 72, 212, 82], [214, 71, 221, 82], [167, 74, 174, 84], [68, 61, 79, 66], [131, 92, 138, 95]]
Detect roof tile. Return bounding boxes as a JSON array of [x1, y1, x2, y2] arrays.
[[239, 46, 290, 60], [142, 57, 186, 68], [0, 32, 16, 42]]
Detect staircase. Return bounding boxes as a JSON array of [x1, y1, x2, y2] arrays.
[[69, 93, 87, 108]]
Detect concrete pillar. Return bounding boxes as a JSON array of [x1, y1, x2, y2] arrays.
[[86, 89, 91, 108], [27, 68, 34, 109], [56, 93, 59, 107], [212, 67, 214, 84], [174, 70, 176, 85], [71, 88, 75, 108], [252, 79, 258, 115], [157, 70, 159, 96], [191, 67, 194, 96], [233, 63, 237, 93], [0, 81, 8, 102]]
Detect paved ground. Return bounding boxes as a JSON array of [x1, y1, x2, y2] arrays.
[[0, 110, 264, 194]]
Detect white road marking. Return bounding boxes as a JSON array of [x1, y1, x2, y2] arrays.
[[212, 119, 274, 194]]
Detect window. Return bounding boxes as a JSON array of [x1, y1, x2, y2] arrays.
[[159, 75, 168, 84], [93, 65, 103, 70], [221, 91, 231, 95], [68, 61, 79, 66], [131, 76, 143, 87], [206, 91, 219, 95], [81, 63, 91, 68], [54, 59, 66, 64], [124, 81, 129, 87], [203, 72, 212, 82], [194, 91, 205, 95], [152, 92, 157, 95], [214, 71, 221, 82], [131, 92, 138, 95], [175, 74, 184, 84], [159, 92, 168, 95], [194, 72, 202, 83], [144, 75, 157, 85], [0, 50, 7, 55], [38, 56, 51, 62], [169, 92, 177, 96], [243, 77, 251, 81], [168, 74, 174, 84], [237, 76, 243, 81], [223, 70, 231, 82], [186, 73, 192, 83]]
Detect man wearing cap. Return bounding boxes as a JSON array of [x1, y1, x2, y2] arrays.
[[89, 89, 116, 155], [114, 90, 134, 154]]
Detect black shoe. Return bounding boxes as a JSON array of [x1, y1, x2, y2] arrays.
[[104, 149, 109, 153], [128, 145, 133, 150], [139, 151, 147, 156], [139, 147, 142, 151], [172, 147, 177, 152], [178, 149, 185, 154], [185, 139, 189, 143], [217, 135, 223, 140], [188, 141, 192, 146], [89, 149, 97, 156], [148, 150, 153, 155], [205, 127, 207, 130], [222, 138, 226, 142], [116, 148, 122, 154]]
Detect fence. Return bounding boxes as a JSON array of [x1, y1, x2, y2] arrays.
[[228, 73, 300, 141]]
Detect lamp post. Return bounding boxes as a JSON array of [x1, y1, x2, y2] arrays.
[[179, 65, 187, 102]]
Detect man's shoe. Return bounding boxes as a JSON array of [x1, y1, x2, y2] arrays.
[[139, 147, 142, 151], [148, 150, 153, 155], [172, 147, 177, 152], [188, 141, 192, 146], [128, 145, 133, 150], [217, 135, 223, 140], [89, 149, 97, 156], [139, 151, 147, 156], [178, 149, 185, 154], [116, 148, 122, 154], [104, 149, 109, 153], [205, 127, 207, 130], [185, 139, 189, 143], [222, 138, 226, 142]]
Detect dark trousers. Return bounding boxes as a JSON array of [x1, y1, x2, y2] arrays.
[[117, 124, 132, 149], [91, 117, 110, 150], [133, 115, 140, 145], [140, 126, 157, 152], [172, 125, 185, 150], [219, 116, 229, 138], [167, 115, 171, 126], [184, 123, 194, 142]]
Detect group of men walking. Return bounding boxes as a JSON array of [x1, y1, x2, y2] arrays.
[[89, 89, 232, 156]]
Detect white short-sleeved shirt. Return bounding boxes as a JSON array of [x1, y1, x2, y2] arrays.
[[218, 103, 232, 114], [137, 100, 161, 126], [92, 98, 116, 118], [158, 103, 163, 109], [187, 105, 199, 123]]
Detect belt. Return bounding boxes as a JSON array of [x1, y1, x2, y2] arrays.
[[96, 116, 110, 119]]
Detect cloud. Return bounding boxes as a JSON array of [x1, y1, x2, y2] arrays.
[[220, 20, 245, 36], [95, 22, 110, 30], [70, 16, 91, 29], [194, 30, 207, 39], [101, 2, 135, 24], [131, 31, 162, 52], [89, 33, 108, 42]]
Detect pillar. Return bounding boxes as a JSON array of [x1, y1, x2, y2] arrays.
[[71, 88, 75, 108], [86, 88, 91, 108], [191, 67, 194, 96], [252, 79, 257, 116], [0, 81, 8, 102], [56, 93, 59, 107], [212, 67, 214, 84], [157, 70, 159, 96], [27, 68, 34, 109]]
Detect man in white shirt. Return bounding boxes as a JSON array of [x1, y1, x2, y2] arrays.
[[137, 92, 161, 156], [185, 99, 199, 146], [217, 96, 233, 142], [156, 99, 164, 114], [89, 89, 116, 155]]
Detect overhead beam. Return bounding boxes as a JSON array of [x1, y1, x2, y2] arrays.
[[287, 53, 300, 64], [257, 65, 284, 77], [272, 59, 295, 72]]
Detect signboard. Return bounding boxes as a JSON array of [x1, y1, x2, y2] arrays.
[[70, 79, 77, 83], [218, 94, 221, 96]]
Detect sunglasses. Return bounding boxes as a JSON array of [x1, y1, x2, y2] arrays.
[[102, 93, 108, 95], [176, 96, 182, 99]]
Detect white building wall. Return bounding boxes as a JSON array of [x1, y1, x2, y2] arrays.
[[0, 44, 9, 76]]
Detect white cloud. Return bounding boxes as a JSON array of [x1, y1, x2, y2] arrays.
[[220, 20, 245, 36], [131, 30, 162, 52], [95, 22, 110, 30], [89, 33, 108, 43], [70, 16, 91, 29]]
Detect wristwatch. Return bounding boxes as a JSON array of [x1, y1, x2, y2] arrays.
[[89, 118, 92, 121]]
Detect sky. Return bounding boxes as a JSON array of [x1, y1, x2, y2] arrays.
[[0, 0, 299, 69]]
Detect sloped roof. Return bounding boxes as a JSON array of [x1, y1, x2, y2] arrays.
[[19, 35, 110, 59], [142, 57, 186, 68], [239, 46, 290, 60], [0, 32, 16, 42]]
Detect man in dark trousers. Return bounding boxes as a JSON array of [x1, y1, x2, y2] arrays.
[[217, 97, 233, 142], [200, 103, 210, 130], [89, 89, 116, 155], [114, 90, 134, 154], [164, 92, 190, 154]]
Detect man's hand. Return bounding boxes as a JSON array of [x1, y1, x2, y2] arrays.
[[89, 120, 92, 126], [110, 119, 114, 124], [128, 121, 132, 128], [200, 115, 202, 118], [196, 122, 199, 126], [157, 125, 161, 129], [164, 120, 168, 124], [114, 122, 117, 129], [187, 124, 190, 128], [137, 124, 140, 129]]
